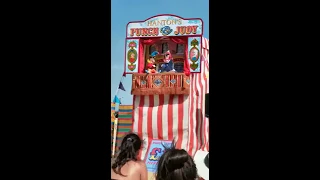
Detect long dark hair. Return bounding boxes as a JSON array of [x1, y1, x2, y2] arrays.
[[112, 133, 142, 176], [156, 142, 198, 180]]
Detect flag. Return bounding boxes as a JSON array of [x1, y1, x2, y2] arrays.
[[113, 95, 121, 104], [118, 82, 126, 91]]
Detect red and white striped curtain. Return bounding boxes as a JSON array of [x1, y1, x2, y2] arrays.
[[187, 37, 209, 156]]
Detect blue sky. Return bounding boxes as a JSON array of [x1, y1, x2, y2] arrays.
[[111, 0, 209, 105]]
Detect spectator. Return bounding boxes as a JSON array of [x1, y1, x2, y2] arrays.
[[111, 133, 148, 180], [156, 142, 198, 180], [194, 151, 209, 180]]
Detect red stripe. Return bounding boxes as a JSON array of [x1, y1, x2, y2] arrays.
[[167, 95, 174, 140], [146, 96, 154, 159], [202, 48, 209, 70], [195, 106, 199, 151], [188, 76, 195, 155], [195, 74, 201, 150], [176, 95, 184, 149], [194, 74, 199, 152], [192, 75, 197, 154], [202, 37, 206, 49], [138, 96, 144, 137], [206, 61, 209, 150], [205, 63, 209, 150], [203, 49, 209, 151], [137, 96, 144, 160], [157, 95, 164, 139], [116, 118, 132, 121], [202, 62, 207, 150], [199, 65, 205, 148]]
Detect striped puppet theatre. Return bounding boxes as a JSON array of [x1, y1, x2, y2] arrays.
[[123, 15, 209, 161]]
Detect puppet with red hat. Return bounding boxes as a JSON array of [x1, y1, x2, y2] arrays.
[[145, 51, 159, 74]]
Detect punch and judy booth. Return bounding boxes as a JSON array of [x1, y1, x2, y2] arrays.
[[124, 14, 209, 160]]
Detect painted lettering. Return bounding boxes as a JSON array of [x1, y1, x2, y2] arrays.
[[149, 147, 162, 161], [153, 28, 159, 36], [136, 29, 141, 36], [130, 29, 135, 36], [191, 26, 198, 34], [174, 26, 198, 35], [149, 155, 158, 161], [129, 28, 159, 36], [146, 19, 183, 27], [130, 25, 198, 36], [186, 26, 193, 34], [142, 28, 149, 36]]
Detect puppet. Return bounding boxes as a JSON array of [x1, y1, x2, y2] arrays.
[[159, 50, 175, 73], [145, 51, 159, 74]]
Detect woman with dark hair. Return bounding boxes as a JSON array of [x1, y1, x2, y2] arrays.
[[156, 142, 198, 180], [111, 133, 148, 180]]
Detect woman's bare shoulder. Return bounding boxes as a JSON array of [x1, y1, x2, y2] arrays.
[[127, 160, 146, 166], [125, 160, 146, 170], [136, 160, 146, 165]]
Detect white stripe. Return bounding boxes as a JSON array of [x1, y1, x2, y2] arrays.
[[202, 61, 209, 148], [204, 118, 209, 151], [200, 61, 206, 150], [187, 77, 193, 153], [194, 74, 199, 154], [195, 72, 202, 150], [162, 95, 169, 140], [172, 96, 179, 142], [204, 60, 210, 151], [202, 37, 208, 50], [141, 96, 149, 160], [133, 96, 140, 133], [205, 57, 209, 92], [191, 75, 198, 156], [186, 90, 191, 152], [202, 37, 205, 49], [189, 75, 195, 155], [203, 44, 210, 151], [181, 95, 189, 150], [152, 95, 159, 139]]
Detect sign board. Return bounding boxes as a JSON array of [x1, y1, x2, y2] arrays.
[[144, 139, 173, 173], [125, 39, 139, 73], [188, 36, 202, 73], [127, 14, 203, 38]]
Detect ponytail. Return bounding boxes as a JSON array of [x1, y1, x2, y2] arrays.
[[112, 133, 142, 176]]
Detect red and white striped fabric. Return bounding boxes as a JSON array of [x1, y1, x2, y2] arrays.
[[187, 37, 209, 157], [132, 37, 209, 160], [132, 95, 190, 160]]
